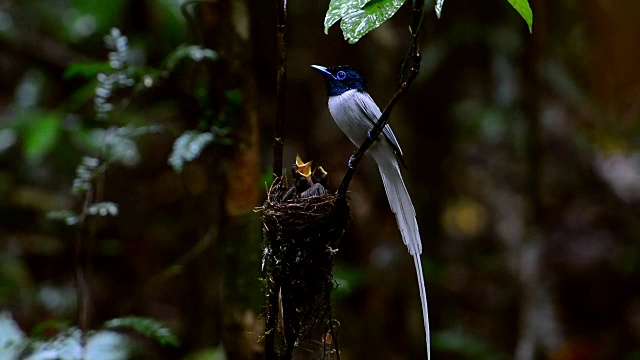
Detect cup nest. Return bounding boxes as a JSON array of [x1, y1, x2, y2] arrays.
[[258, 179, 351, 348]]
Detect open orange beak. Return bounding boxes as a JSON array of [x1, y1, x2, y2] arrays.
[[295, 154, 313, 178]]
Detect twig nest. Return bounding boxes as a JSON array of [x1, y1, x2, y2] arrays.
[[258, 179, 351, 352]]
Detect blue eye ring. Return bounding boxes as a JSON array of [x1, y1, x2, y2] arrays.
[[336, 71, 347, 80]]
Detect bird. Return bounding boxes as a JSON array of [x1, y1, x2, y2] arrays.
[[295, 154, 312, 174], [301, 166, 328, 198], [312, 64, 430, 358], [293, 154, 313, 193], [311, 166, 328, 188], [281, 155, 313, 202]]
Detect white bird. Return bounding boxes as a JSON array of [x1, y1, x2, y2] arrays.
[[312, 64, 430, 359]]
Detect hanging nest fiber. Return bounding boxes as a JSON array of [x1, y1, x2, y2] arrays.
[[258, 179, 351, 357]]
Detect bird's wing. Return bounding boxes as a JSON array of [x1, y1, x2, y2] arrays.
[[355, 91, 407, 168]]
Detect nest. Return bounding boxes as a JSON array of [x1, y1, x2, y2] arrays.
[[258, 179, 351, 356]]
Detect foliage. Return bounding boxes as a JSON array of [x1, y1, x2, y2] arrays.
[[0, 312, 139, 360], [164, 45, 218, 71], [72, 156, 102, 195], [0, 2, 229, 359], [434, 330, 508, 360], [0, 312, 179, 358], [34, 25, 210, 356], [324, 0, 532, 43], [507, 0, 533, 33], [63, 62, 113, 80], [95, 125, 164, 166], [103, 316, 179, 347], [435, 0, 445, 19], [24, 329, 132, 360], [324, 0, 407, 44], [50, 26, 216, 225], [21, 113, 62, 161], [0, 312, 25, 359], [168, 127, 229, 173], [87, 201, 119, 217], [168, 130, 214, 173], [93, 28, 135, 121]]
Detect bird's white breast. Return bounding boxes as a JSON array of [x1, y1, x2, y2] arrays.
[[327, 89, 379, 147]]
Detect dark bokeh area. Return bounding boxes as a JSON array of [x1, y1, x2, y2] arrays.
[[1, 0, 639, 359]]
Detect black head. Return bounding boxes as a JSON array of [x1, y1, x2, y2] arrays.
[[311, 65, 367, 96], [311, 166, 328, 187]]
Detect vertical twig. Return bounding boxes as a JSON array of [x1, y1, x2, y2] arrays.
[[337, 0, 425, 195], [74, 127, 110, 358], [273, 0, 288, 180], [75, 178, 96, 359], [264, 282, 278, 360], [266, 2, 288, 358], [328, 305, 340, 360], [74, 228, 88, 358]]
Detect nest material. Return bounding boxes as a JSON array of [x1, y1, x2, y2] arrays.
[[259, 179, 351, 355]]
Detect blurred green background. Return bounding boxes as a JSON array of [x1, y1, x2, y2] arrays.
[[1, 0, 639, 359]]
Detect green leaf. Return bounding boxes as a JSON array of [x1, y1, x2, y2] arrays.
[[435, 0, 444, 18], [184, 347, 227, 360], [23, 113, 61, 161], [324, 0, 365, 34], [64, 62, 112, 80], [104, 316, 179, 347], [324, 0, 407, 44], [434, 329, 507, 360], [506, 0, 533, 33], [30, 319, 72, 338], [24, 328, 132, 359]]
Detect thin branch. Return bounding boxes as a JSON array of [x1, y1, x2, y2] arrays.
[[266, 2, 288, 357], [338, 0, 426, 196], [329, 306, 341, 360], [75, 165, 100, 359], [272, 0, 288, 181]]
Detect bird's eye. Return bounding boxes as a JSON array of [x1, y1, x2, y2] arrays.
[[336, 71, 347, 80]]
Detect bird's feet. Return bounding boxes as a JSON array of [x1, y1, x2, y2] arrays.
[[348, 155, 356, 169], [367, 129, 379, 142]]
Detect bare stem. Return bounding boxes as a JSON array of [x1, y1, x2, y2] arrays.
[[272, 0, 288, 181], [338, 0, 425, 196], [266, 2, 288, 357], [75, 181, 95, 359]]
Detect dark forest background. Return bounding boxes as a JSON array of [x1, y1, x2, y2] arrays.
[[1, 0, 639, 359]]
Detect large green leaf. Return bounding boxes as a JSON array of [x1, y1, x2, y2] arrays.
[[506, 0, 533, 33], [22, 113, 61, 161], [324, 0, 407, 44], [324, 0, 366, 34]]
